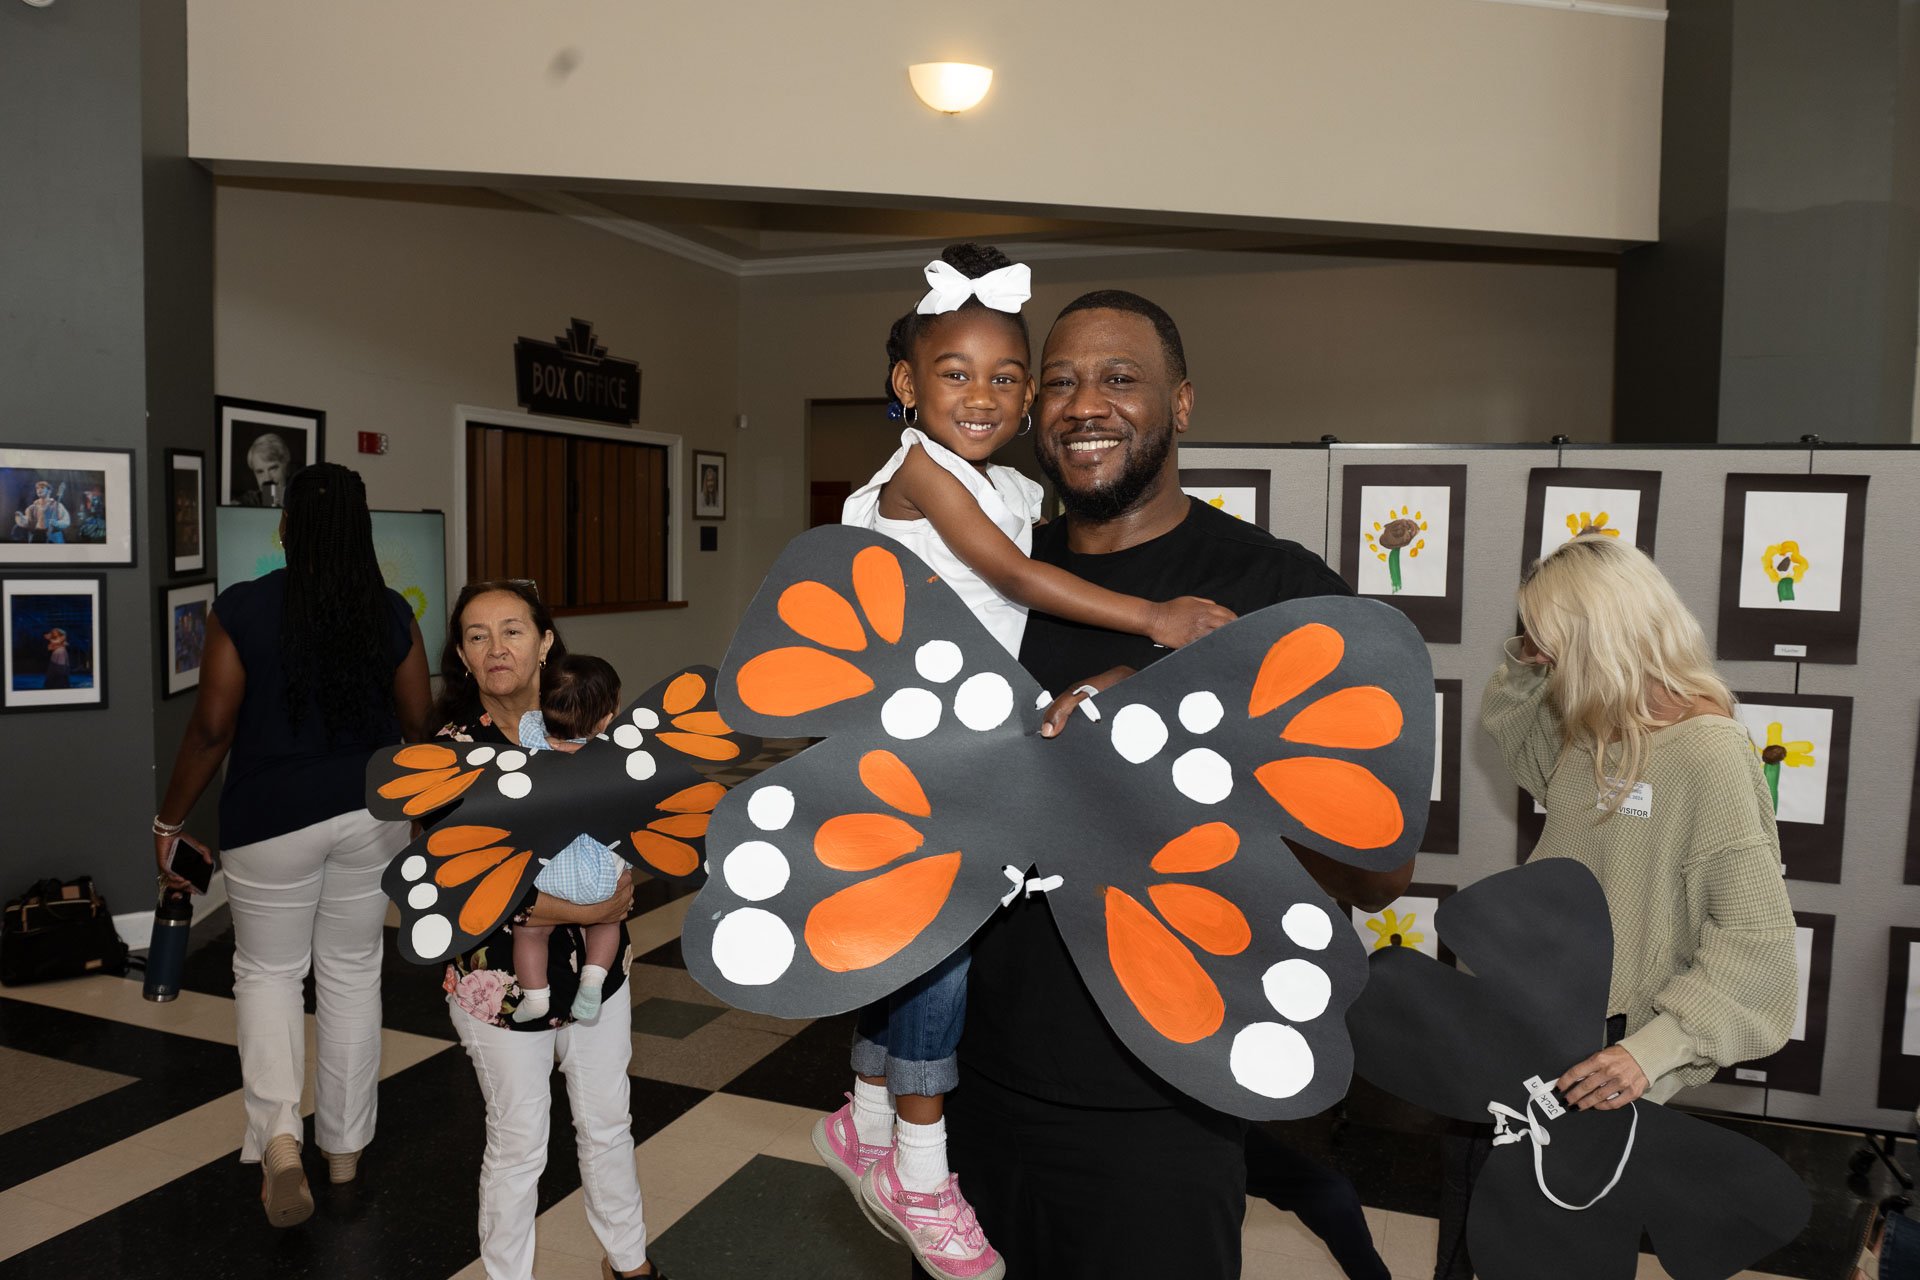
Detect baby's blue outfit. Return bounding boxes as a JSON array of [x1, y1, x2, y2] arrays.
[[518, 710, 625, 906]]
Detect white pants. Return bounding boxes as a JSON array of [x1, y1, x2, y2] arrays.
[[451, 993, 649, 1280], [221, 807, 407, 1162]]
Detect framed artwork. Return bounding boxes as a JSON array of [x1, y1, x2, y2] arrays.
[[216, 397, 324, 508], [1179, 468, 1269, 531], [160, 579, 215, 699], [1716, 473, 1869, 663], [1732, 692, 1853, 883], [1718, 911, 1833, 1095], [1351, 882, 1457, 965], [693, 450, 727, 520], [165, 448, 205, 575], [0, 444, 135, 567], [1907, 718, 1920, 886], [1339, 464, 1467, 643], [1516, 789, 1547, 865], [1425, 679, 1462, 854], [1877, 926, 1920, 1112], [1519, 466, 1662, 569], [2, 575, 106, 712]]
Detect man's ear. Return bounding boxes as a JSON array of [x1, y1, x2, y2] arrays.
[[890, 360, 917, 409], [1172, 380, 1196, 434]]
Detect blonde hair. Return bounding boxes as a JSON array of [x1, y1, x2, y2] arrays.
[[1517, 535, 1733, 814]]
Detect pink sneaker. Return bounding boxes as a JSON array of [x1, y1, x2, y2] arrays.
[[811, 1095, 893, 1232], [859, 1148, 1005, 1280]]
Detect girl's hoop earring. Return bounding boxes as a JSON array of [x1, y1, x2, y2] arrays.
[[903, 405, 918, 426], [1017, 414, 1033, 437]]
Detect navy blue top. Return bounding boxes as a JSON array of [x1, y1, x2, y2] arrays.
[[213, 570, 415, 848]]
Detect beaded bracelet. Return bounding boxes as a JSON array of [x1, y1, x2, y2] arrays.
[[151, 815, 186, 837]]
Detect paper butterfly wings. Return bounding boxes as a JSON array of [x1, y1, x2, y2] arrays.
[[368, 665, 758, 964], [682, 525, 1436, 1119], [1348, 861, 1810, 1280]]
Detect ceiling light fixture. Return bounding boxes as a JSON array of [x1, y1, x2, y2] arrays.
[[908, 63, 993, 114]]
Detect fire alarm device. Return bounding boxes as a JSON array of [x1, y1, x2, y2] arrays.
[[357, 432, 389, 455]]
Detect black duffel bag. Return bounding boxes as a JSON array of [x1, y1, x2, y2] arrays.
[[1, 876, 130, 985]]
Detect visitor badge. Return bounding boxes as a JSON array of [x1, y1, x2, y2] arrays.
[[1598, 779, 1652, 818]]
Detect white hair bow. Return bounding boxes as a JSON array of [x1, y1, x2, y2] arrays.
[[916, 258, 1032, 316]]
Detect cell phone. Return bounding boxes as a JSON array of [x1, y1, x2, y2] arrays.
[[170, 838, 216, 894]]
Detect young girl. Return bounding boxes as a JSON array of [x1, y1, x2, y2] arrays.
[[816, 243, 1234, 1280], [510, 654, 626, 1025]]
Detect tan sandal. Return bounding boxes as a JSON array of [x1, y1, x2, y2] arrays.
[[321, 1148, 361, 1185], [261, 1133, 314, 1228]]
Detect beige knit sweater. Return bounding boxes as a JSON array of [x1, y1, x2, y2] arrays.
[[1480, 640, 1799, 1101]]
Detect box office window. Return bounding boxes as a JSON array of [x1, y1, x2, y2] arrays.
[[465, 422, 669, 613]]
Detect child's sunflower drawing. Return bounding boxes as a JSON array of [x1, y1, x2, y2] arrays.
[[1364, 505, 1427, 594]]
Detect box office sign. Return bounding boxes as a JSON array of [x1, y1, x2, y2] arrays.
[[514, 318, 641, 426]]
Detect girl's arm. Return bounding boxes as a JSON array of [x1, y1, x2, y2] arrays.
[[893, 445, 1233, 647], [154, 612, 245, 887], [1478, 635, 1564, 802]]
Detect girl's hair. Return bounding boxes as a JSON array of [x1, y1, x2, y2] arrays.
[[542, 654, 621, 740], [431, 579, 569, 731], [279, 464, 398, 739], [1517, 534, 1734, 814], [882, 242, 1031, 408]]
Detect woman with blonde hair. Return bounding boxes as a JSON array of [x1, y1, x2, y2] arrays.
[[1434, 533, 1798, 1280]]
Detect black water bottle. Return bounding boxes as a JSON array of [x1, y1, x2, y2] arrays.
[[143, 886, 193, 1002]]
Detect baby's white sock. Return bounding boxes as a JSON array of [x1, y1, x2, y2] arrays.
[[893, 1116, 949, 1194], [570, 965, 609, 1021], [851, 1078, 896, 1148], [512, 987, 550, 1023]]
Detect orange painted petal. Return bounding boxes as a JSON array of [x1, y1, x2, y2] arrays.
[[1281, 686, 1403, 750], [656, 731, 740, 762], [670, 711, 732, 736], [663, 671, 708, 715], [379, 765, 458, 800], [1255, 757, 1404, 850], [1250, 623, 1344, 718], [403, 770, 483, 816], [814, 813, 924, 871], [859, 749, 931, 817], [658, 781, 727, 814], [631, 831, 700, 877], [736, 648, 876, 716], [805, 852, 961, 972], [778, 580, 867, 651], [648, 813, 710, 839], [427, 824, 511, 856], [851, 546, 905, 644], [394, 744, 458, 770], [436, 845, 516, 887], [1105, 887, 1224, 1044], [1148, 883, 1251, 956], [1150, 822, 1240, 874], [458, 851, 533, 935]]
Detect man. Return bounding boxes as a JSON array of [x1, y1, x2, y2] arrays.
[[12, 480, 70, 543], [944, 291, 1414, 1278], [240, 432, 293, 507]]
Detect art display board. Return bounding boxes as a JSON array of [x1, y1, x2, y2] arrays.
[[216, 506, 449, 661]]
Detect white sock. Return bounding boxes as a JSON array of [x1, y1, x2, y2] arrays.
[[851, 1078, 895, 1148], [579, 964, 608, 992], [511, 987, 550, 1023], [893, 1116, 949, 1194]]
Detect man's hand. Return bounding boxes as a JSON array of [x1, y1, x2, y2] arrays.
[[1038, 667, 1135, 738], [1557, 1044, 1650, 1111]]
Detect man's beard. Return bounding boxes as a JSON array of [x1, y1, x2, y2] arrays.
[[1037, 425, 1174, 522]]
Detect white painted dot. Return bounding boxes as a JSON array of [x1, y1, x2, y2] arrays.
[[915, 640, 964, 684], [723, 842, 790, 902], [632, 707, 660, 730], [747, 786, 795, 832], [612, 724, 644, 750], [411, 914, 453, 961], [881, 688, 943, 740], [465, 746, 497, 766], [400, 854, 428, 882], [407, 882, 439, 911], [1230, 1022, 1316, 1099], [626, 750, 657, 781], [711, 908, 796, 986], [1171, 748, 1233, 804], [954, 672, 1014, 732], [1283, 903, 1333, 951], [1110, 704, 1169, 764], [1179, 691, 1224, 735], [1035, 690, 1053, 710], [498, 772, 532, 799], [1262, 959, 1332, 1022], [496, 750, 527, 772]]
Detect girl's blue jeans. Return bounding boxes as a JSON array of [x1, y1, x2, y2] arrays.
[[850, 945, 968, 1097]]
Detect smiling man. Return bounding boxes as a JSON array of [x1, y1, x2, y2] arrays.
[[941, 290, 1413, 1279]]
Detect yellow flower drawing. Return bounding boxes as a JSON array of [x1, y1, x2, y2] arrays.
[[1753, 721, 1815, 811], [1565, 511, 1621, 538], [1363, 505, 1428, 593], [1203, 494, 1248, 522], [1761, 540, 1809, 602], [1363, 908, 1426, 952]]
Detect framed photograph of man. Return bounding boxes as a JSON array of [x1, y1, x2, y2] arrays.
[[0, 444, 135, 567], [2, 574, 106, 712], [217, 397, 324, 508], [165, 448, 206, 575], [161, 579, 215, 699], [694, 450, 727, 520]]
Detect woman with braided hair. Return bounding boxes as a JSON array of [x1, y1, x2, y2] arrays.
[[154, 462, 432, 1228]]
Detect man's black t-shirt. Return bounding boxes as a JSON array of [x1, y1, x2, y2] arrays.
[[961, 497, 1354, 1108]]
